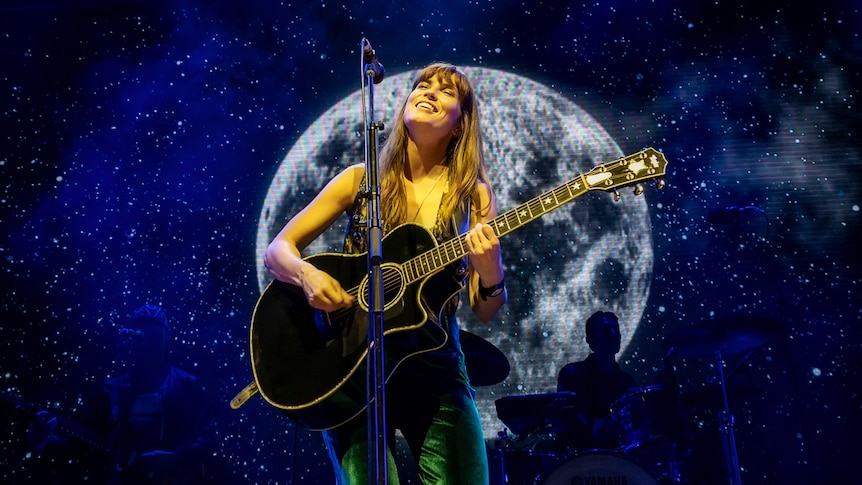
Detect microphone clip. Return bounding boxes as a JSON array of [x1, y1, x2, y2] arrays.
[[362, 38, 386, 84]]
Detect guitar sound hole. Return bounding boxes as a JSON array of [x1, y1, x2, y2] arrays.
[[360, 264, 406, 313]]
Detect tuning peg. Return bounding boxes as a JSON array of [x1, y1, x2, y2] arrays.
[[633, 184, 644, 196], [612, 189, 621, 202], [656, 178, 665, 190]]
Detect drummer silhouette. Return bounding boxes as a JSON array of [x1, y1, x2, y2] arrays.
[[556, 311, 638, 452]]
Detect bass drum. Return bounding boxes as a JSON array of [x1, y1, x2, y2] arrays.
[[542, 452, 659, 485]]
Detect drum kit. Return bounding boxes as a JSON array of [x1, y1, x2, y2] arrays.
[[462, 316, 782, 485]]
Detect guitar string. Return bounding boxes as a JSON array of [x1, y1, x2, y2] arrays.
[[328, 240, 461, 322], [328, 178, 570, 320]]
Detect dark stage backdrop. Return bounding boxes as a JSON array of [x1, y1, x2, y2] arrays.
[[1, 1, 859, 483]]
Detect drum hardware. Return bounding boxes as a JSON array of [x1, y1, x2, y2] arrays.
[[493, 393, 587, 484], [494, 392, 671, 484], [714, 348, 743, 485], [665, 315, 782, 485], [494, 447, 568, 485]]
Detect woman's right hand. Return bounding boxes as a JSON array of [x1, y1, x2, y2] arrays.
[[298, 265, 355, 313], [28, 410, 60, 451]]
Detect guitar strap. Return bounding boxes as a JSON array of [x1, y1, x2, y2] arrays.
[[343, 178, 370, 254]]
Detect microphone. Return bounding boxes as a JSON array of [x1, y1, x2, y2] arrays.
[[362, 38, 386, 84], [707, 205, 763, 225], [118, 328, 143, 338]]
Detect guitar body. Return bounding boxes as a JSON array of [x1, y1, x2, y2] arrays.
[[250, 223, 464, 430]]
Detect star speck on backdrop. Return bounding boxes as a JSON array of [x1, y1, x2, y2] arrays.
[[1, 1, 860, 483]]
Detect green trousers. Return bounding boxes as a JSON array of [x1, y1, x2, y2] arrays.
[[322, 388, 489, 485]]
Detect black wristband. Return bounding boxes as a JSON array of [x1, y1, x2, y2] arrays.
[[478, 278, 505, 301]]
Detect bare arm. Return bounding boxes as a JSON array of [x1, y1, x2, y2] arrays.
[[466, 182, 507, 323], [263, 164, 364, 312]]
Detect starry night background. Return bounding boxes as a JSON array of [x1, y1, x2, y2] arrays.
[[1, 1, 860, 484]]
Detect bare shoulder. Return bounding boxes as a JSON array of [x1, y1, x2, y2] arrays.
[[338, 163, 366, 186], [324, 164, 366, 206], [345, 163, 365, 175], [277, 164, 368, 249], [473, 180, 497, 222]]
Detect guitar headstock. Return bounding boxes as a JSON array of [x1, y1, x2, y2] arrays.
[[584, 147, 668, 200]]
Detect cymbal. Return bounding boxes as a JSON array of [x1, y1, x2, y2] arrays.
[[459, 329, 510, 387], [665, 315, 782, 358]]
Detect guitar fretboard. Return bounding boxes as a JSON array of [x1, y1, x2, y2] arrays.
[[400, 147, 666, 284]]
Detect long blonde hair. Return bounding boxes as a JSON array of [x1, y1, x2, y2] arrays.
[[378, 62, 492, 230]]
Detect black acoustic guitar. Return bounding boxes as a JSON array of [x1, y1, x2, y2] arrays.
[[247, 148, 668, 430]]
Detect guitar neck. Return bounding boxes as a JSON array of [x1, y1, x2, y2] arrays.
[[4, 392, 109, 454], [51, 416, 110, 454], [400, 148, 666, 284]]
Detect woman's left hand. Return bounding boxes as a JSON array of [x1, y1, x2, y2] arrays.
[[465, 222, 504, 285]]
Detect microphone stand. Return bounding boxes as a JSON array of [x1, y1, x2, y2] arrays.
[[714, 349, 742, 485], [737, 223, 813, 483], [360, 37, 388, 485], [109, 332, 134, 485]]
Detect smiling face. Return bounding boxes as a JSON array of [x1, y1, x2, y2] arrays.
[[403, 73, 463, 144]]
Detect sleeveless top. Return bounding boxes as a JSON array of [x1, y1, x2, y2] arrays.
[[342, 176, 474, 394]]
